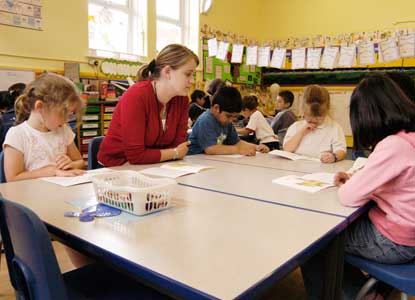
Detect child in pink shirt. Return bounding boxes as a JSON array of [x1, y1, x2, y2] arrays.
[[302, 74, 415, 300]]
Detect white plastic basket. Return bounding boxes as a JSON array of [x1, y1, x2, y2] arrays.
[[91, 171, 176, 216]]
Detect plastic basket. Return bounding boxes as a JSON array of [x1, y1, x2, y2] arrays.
[[91, 171, 176, 216]]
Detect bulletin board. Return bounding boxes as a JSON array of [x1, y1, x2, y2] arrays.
[[202, 39, 261, 85], [0, 0, 42, 30], [0, 68, 35, 90]]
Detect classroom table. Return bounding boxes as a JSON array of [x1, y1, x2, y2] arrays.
[[191, 152, 354, 174], [0, 178, 351, 300], [124, 157, 359, 219]]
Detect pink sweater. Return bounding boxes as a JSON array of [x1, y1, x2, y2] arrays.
[[338, 131, 415, 246]]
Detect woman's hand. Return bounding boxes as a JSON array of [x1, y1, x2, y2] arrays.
[[334, 171, 351, 186]]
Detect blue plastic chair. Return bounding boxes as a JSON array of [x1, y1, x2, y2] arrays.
[[87, 136, 104, 170], [345, 254, 415, 300], [0, 197, 172, 300]]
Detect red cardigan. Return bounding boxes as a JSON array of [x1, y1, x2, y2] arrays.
[[98, 80, 189, 166]]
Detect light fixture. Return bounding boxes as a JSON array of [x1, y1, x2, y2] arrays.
[[200, 0, 213, 14]]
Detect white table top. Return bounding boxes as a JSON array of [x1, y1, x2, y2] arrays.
[[0, 178, 346, 299], [192, 153, 354, 174], [124, 157, 358, 218]]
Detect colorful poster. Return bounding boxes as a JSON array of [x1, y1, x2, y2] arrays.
[[0, 0, 41, 30]]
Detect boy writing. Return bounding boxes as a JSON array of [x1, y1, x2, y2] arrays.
[[188, 87, 266, 155]]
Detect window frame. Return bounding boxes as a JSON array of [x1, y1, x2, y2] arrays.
[[88, 0, 147, 60]]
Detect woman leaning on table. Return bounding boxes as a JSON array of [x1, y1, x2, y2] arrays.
[[98, 44, 199, 166]]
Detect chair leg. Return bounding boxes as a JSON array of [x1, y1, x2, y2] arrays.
[[401, 292, 408, 300], [355, 277, 378, 300]]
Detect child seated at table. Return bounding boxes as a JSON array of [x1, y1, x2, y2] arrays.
[[303, 74, 415, 300], [237, 95, 277, 150], [188, 86, 268, 156], [270, 90, 297, 144], [3, 73, 88, 268], [283, 85, 346, 163]]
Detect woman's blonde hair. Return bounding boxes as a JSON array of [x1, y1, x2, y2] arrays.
[[302, 85, 330, 117], [137, 44, 199, 81], [15, 73, 82, 125]]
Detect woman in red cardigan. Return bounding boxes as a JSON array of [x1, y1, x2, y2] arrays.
[[98, 44, 199, 166]]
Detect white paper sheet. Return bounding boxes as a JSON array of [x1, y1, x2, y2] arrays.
[[306, 48, 322, 69], [399, 34, 415, 58], [231, 44, 244, 63], [338, 45, 356, 68], [272, 172, 335, 193], [321, 46, 339, 69], [208, 38, 218, 57], [140, 163, 213, 179], [347, 157, 368, 174], [41, 168, 113, 187], [268, 150, 321, 162], [291, 48, 306, 69], [216, 41, 230, 61], [270, 48, 286, 69], [246, 46, 258, 65], [379, 38, 400, 63], [357, 41, 375, 66], [257, 46, 271, 67]]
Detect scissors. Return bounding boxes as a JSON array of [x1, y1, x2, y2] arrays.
[[64, 203, 121, 222]]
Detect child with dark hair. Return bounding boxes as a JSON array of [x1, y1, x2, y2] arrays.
[[283, 85, 346, 163], [202, 78, 225, 109], [0, 82, 26, 146], [188, 87, 263, 155], [237, 95, 277, 151], [385, 71, 415, 103], [302, 74, 415, 300], [270, 90, 297, 144], [189, 89, 206, 125]]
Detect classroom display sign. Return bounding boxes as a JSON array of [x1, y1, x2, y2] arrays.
[[202, 39, 261, 85], [0, 0, 42, 30], [100, 59, 141, 79]]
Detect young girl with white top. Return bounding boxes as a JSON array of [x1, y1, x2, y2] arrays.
[[283, 84, 346, 163], [3, 73, 87, 267], [4, 73, 85, 181]]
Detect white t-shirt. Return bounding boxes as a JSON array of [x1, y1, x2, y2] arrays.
[[283, 116, 346, 158], [246, 110, 277, 143], [4, 121, 75, 171]]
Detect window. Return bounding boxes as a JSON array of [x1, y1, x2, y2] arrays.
[[156, 0, 199, 54], [88, 0, 147, 59]]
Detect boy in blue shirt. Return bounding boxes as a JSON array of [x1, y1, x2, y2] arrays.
[[188, 86, 266, 156]]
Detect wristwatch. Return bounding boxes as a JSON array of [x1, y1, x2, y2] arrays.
[[333, 152, 338, 162]]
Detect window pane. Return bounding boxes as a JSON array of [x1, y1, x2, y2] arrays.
[[156, 20, 182, 52], [156, 0, 180, 20], [105, 0, 128, 6], [89, 3, 128, 53]]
